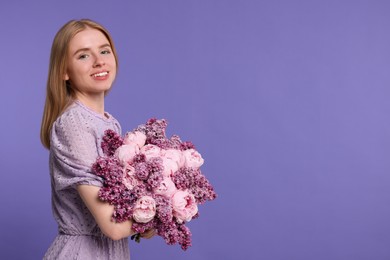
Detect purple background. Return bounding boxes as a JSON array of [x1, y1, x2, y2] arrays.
[[1, 1, 390, 259]]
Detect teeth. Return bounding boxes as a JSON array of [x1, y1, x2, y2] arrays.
[[93, 72, 108, 77]]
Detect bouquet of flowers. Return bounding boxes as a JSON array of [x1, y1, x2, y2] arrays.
[[92, 118, 217, 250]]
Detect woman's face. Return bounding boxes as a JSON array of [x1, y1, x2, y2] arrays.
[[65, 28, 116, 99]]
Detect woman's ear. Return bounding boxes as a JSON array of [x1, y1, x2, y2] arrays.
[[64, 73, 69, 81]]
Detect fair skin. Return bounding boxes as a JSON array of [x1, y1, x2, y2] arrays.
[[66, 28, 154, 240], [65, 28, 116, 115]]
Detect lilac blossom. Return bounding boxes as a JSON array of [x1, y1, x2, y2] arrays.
[[134, 162, 149, 180], [132, 219, 157, 234], [177, 224, 192, 250], [92, 157, 123, 186], [180, 141, 195, 151], [101, 129, 123, 156], [153, 195, 173, 224]]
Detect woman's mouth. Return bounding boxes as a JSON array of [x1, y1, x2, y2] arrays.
[[92, 71, 109, 78]]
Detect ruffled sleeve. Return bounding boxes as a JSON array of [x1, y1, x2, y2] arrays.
[[50, 107, 104, 190]]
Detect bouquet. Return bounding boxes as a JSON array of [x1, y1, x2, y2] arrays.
[[92, 118, 217, 250]]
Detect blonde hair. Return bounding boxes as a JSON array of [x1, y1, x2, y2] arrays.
[[40, 19, 118, 149]]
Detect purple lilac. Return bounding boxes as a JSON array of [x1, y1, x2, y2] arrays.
[[132, 219, 157, 234], [92, 157, 123, 186], [177, 224, 192, 251], [172, 167, 217, 204], [180, 141, 195, 151], [171, 167, 196, 189], [146, 170, 163, 190], [98, 186, 123, 204], [133, 153, 146, 163], [191, 212, 199, 220], [101, 129, 123, 156], [156, 221, 192, 250], [144, 157, 163, 190], [153, 195, 173, 224], [168, 135, 182, 150], [134, 162, 149, 180], [191, 184, 217, 204], [157, 222, 180, 246], [143, 118, 170, 148], [145, 118, 167, 139], [189, 172, 217, 203], [112, 203, 134, 223], [131, 183, 148, 198], [147, 157, 163, 173]]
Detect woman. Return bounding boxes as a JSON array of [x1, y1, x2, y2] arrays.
[[41, 19, 153, 259]]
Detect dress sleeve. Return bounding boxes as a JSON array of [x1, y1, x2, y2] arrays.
[[50, 109, 103, 190]]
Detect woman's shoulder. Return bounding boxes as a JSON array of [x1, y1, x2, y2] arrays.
[[55, 102, 89, 126], [53, 100, 121, 136]]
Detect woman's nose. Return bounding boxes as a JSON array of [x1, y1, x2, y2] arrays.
[[93, 55, 105, 67]]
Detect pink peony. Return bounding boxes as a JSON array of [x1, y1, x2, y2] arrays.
[[161, 157, 180, 177], [140, 144, 162, 160], [123, 165, 141, 189], [123, 131, 147, 148], [133, 196, 156, 223], [183, 149, 204, 168], [115, 144, 140, 165], [154, 177, 177, 198], [172, 190, 198, 223], [160, 149, 184, 176], [165, 149, 185, 167]]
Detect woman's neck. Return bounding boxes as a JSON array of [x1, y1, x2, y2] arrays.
[[74, 93, 105, 116]]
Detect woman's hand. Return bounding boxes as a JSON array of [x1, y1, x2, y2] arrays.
[[140, 229, 156, 239], [131, 229, 156, 243]]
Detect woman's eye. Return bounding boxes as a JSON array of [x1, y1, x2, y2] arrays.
[[101, 50, 111, 55], [78, 54, 88, 60]]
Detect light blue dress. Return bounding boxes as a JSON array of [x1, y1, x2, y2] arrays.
[[44, 100, 130, 260]]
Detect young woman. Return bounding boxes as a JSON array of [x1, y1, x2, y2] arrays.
[[41, 19, 153, 259]]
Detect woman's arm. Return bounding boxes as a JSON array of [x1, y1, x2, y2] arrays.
[[53, 108, 155, 241], [78, 185, 156, 241], [77, 184, 135, 241]]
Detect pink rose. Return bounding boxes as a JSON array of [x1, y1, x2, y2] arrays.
[[154, 177, 177, 198], [123, 131, 147, 148], [115, 144, 140, 165], [132, 196, 156, 223], [172, 190, 198, 223], [140, 144, 162, 160], [123, 165, 141, 189], [183, 149, 204, 168]]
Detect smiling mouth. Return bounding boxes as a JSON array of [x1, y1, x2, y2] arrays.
[[92, 71, 109, 78]]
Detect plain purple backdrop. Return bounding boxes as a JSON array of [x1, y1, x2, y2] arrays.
[[1, 1, 390, 259]]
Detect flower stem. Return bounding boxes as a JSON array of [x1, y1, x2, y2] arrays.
[[131, 233, 141, 243]]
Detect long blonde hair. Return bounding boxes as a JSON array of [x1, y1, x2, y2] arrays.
[[40, 19, 118, 149]]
